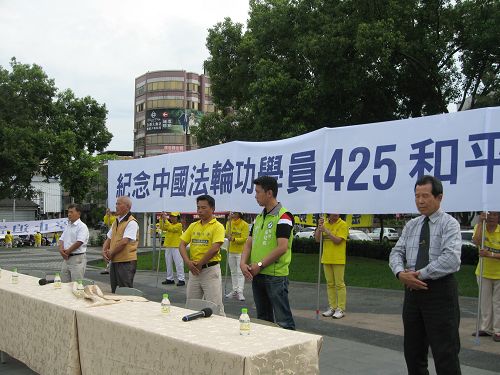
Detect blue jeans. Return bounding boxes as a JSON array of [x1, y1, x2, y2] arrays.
[[252, 274, 295, 330]]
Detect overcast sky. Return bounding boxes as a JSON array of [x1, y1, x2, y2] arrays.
[[0, 0, 249, 151]]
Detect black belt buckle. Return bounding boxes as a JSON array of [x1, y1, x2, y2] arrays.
[[201, 261, 219, 269]]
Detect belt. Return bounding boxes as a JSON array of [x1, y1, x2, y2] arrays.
[[201, 261, 219, 269], [69, 253, 85, 257]]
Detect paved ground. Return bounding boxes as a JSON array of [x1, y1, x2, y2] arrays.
[[1, 246, 499, 374]]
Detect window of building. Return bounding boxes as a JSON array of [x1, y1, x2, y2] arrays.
[[135, 119, 145, 129], [205, 86, 212, 96], [148, 99, 184, 109], [136, 102, 145, 113], [187, 83, 199, 92], [204, 103, 215, 113], [147, 81, 184, 91], [136, 85, 145, 96]]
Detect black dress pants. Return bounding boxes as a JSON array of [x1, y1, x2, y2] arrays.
[[403, 274, 461, 375], [110, 260, 137, 293]]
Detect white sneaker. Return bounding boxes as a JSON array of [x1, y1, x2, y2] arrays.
[[225, 291, 237, 299], [322, 308, 335, 317], [236, 292, 245, 301], [332, 309, 345, 319]]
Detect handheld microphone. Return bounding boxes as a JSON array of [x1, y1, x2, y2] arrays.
[[38, 275, 55, 285], [182, 307, 213, 322]]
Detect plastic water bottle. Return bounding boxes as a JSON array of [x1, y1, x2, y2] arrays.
[[54, 272, 62, 289], [239, 308, 250, 336], [11, 267, 19, 284], [77, 280, 85, 297], [161, 293, 171, 314]]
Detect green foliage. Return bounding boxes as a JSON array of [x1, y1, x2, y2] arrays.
[[292, 238, 480, 265], [455, 0, 500, 110], [89, 251, 478, 297], [89, 233, 107, 247], [0, 58, 112, 201], [199, 0, 499, 146]]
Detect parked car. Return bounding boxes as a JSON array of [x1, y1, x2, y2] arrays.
[[18, 235, 34, 247], [348, 229, 373, 241], [294, 227, 316, 239], [368, 227, 400, 242], [460, 230, 475, 247]]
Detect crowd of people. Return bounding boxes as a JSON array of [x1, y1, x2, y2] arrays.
[[9, 173, 495, 374]]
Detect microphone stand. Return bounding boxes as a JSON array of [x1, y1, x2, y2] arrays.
[[316, 216, 324, 321]]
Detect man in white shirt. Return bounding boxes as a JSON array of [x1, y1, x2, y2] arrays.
[[59, 204, 90, 282]]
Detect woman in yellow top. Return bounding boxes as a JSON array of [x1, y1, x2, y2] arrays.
[[224, 212, 249, 301], [34, 231, 42, 247], [473, 211, 500, 342], [4, 231, 14, 248], [159, 212, 185, 286], [103, 208, 117, 228], [315, 214, 349, 319]]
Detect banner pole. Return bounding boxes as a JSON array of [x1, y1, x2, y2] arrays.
[[224, 215, 232, 297], [316, 215, 323, 320], [156, 227, 163, 288], [474, 213, 487, 345]]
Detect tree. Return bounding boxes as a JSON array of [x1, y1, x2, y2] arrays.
[[0, 58, 112, 201], [455, 0, 500, 110], [197, 0, 498, 146]]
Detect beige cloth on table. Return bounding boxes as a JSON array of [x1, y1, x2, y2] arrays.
[[76, 283, 148, 306]]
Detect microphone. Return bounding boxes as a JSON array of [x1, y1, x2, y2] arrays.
[[38, 275, 55, 285], [182, 307, 213, 322]]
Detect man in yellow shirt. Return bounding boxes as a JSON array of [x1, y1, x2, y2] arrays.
[[160, 211, 185, 286], [4, 230, 14, 248], [315, 214, 348, 319], [473, 211, 500, 342], [225, 212, 249, 301], [180, 195, 225, 315]]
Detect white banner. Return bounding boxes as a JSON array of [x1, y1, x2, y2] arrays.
[[0, 218, 69, 236], [108, 107, 500, 214]]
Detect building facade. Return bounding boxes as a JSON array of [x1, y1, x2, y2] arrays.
[[31, 175, 63, 218], [134, 70, 214, 158]]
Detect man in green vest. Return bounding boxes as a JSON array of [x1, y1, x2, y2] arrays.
[[240, 176, 296, 330]]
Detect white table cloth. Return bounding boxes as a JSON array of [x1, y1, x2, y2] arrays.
[[76, 301, 322, 375], [0, 270, 84, 375]]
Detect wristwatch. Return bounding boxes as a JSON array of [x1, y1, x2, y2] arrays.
[[257, 261, 264, 270]]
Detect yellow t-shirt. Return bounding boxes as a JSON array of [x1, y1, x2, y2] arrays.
[[180, 218, 225, 262], [159, 219, 183, 248], [321, 218, 348, 265], [225, 218, 249, 254], [34, 233, 42, 244], [5, 233, 13, 244], [474, 224, 500, 279]]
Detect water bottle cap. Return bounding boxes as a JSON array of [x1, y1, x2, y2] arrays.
[[55, 272, 60, 276], [241, 308, 248, 314], [78, 280, 83, 284], [163, 293, 168, 298], [13, 267, 17, 272]]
